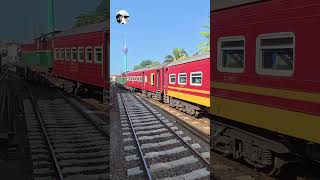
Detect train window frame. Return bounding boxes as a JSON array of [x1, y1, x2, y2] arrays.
[[71, 47, 77, 62], [190, 72, 202, 86], [145, 76, 148, 83], [54, 48, 59, 60], [169, 74, 176, 84], [178, 73, 187, 85], [85, 47, 93, 63], [60, 48, 65, 60], [94, 46, 103, 64], [256, 32, 295, 77], [217, 36, 245, 73], [65, 48, 71, 61], [78, 47, 84, 63]]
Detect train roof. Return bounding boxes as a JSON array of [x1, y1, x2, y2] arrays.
[[129, 64, 165, 73], [213, 0, 263, 11], [165, 52, 210, 67], [55, 22, 108, 38]]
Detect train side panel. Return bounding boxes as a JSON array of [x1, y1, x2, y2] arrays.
[[53, 31, 107, 88], [165, 57, 210, 107], [126, 71, 143, 90], [143, 68, 163, 93], [211, 0, 320, 144]]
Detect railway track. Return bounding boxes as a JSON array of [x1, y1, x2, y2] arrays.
[[117, 91, 211, 179], [4, 71, 111, 179], [0, 68, 8, 81]]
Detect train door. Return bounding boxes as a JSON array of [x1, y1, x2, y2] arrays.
[[103, 30, 109, 81], [142, 72, 145, 89], [156, 70, 160, 91]]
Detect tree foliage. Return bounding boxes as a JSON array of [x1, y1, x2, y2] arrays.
[[133, 60, 161, 70], [73, 0, 109, 27], [163, 48, 188, 64], [195, 23, 210, 55]]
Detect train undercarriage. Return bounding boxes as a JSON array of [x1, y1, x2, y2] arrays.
[[18, 65, 109, 104], [141, 90, 204, 117], [211, 117, 320, 176]]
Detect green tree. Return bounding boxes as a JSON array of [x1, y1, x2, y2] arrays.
[[73, 0, 109, 27], [133, 60, 161, 70], [195, 23, 210, 55], [163, 48, 188, 64]]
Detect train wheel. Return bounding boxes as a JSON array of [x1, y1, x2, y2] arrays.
[[264, 157, 285, 176]]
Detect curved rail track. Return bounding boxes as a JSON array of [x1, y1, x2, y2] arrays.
[[2, 69, 110, 180], [118, 91, 211, 179]]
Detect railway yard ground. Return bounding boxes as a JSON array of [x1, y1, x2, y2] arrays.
[[110, 84, 264, 180], [110, 84, 211, 179], [113, 84, 320, 180], [0, 68, 110, 179]]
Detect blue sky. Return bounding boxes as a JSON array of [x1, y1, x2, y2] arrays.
[[111, 1, 210, 75]]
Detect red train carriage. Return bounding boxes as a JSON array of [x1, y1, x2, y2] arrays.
[[163, 53, 210, 116], [141, 65, 164, 100], [211, 0, 320, 174], [126, 70, 144, 90], [52, 22, 109, 97], [125, 53, 210, 117]]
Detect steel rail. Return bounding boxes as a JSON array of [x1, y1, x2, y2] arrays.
[[0, 69, 8, 81], [25, 84, 64, 180], [138, 93, 210, 144], [119, 93, 153, 180], [131, 92, 211, 169], [60, 91, 110, 138]]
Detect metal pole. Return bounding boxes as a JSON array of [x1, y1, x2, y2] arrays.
[[48, 0, 55, 33], [123, 32, 128, 76]]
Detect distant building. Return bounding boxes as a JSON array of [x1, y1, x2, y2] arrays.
[[111, 75, 117, 82], [0, 41, 21, 65]]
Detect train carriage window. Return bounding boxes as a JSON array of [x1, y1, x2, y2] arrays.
[[178, 73, 187, 85], [218, 36, 245, 73], [60, 48, 65, 60], [94, 46, 103, 64], [256, 32, 295, 76], [78, 47, 84, 62], [190, 72, 202, 86], [54, 48, 59, 60], [85, 47, 93, 63], [65, 48, 71, 61], [169, 74, 176, 84], [71, 47, 77, 61]]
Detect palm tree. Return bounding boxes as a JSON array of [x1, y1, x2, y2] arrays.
[[163, 48, 188, 64], [196, 24, 210, 54]]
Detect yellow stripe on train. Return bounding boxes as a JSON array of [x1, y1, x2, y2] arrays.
[[167, 90, 210, 107], [211, 82, 320, 104], [168, 86, 210, 95], [210, 96, 320, 144]]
